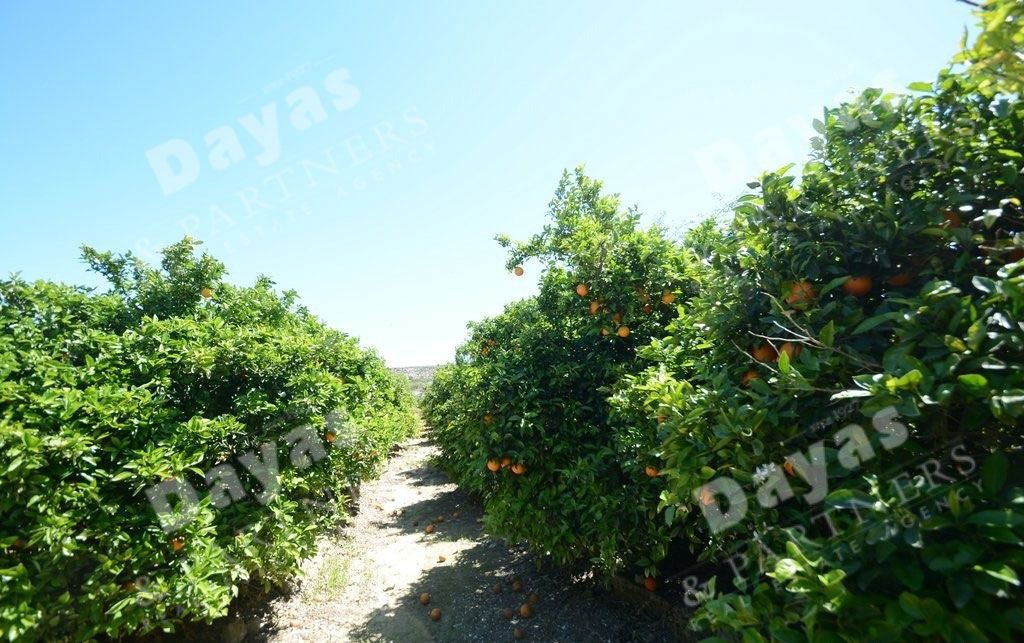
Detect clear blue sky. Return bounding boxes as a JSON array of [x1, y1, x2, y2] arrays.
[[0, 2, 973, 367]]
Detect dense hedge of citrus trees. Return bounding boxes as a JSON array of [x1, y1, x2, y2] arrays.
[[424, 169, 693, 573], [0, 239, 417, 640], [425, 2, 1024, 640]]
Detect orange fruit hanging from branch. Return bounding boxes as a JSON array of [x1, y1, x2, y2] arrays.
[[785, 280, 816, 307], [885, 272, 912, 287], [751, 344, 777, 362], [842, 276, 872, 297], [779, 342, 802, 359]]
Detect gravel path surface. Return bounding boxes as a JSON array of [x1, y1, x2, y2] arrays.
[[227, 437, 678, 642]]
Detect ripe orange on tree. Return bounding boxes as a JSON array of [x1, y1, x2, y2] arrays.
[[484, 414, 493, 425], [429, 608, 442, 621], [642, 303, 654, 314], [643, 577, 657, 592], [425, 524, 436, 534], [943, 209, 962, 227], [616, 325, 631, 338], [644, 465, 659, 478], [751, 344, 777, 362], [486, 459, 501, 473], [842, 275, 872, 297], [660, 291, 676, 305], [611, 312, 622, 324], [784, 461, 795, 477], [419, 592, 431, 605], [500, 456, 512, 468], [589, 300, 601, 315], [576, 283, 589, 297], [885, 272, 913, 287], [785, 280, 816, 307], [513, 265, 524, 276], [200, 287, 213, 299], [171, 536, 185, 552], [519, 604, 533, 618], [779, 342, 801, 359], [324, 432, 336, 443], [511, 463, 526, 475], [741, 370, 760, 387]]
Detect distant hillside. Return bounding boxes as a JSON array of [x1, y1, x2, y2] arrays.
[[392, 365, 439, 398]]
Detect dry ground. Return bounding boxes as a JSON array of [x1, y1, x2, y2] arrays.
[[206, 438, 677, 642]]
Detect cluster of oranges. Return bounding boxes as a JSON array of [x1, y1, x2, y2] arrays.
[[418, 592, 441, 622], [741, 261, 935, 385], [486, 455, 525, 475], [575, 282, 677, 339], [492, 576, 539, 639], [420, 509, 460, 535], [483, 415, 527, 473]]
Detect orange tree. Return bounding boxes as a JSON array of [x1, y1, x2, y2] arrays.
[[0, 239, 417, 640], [620, 4, 1024, 640], [423, 168, 693, 574]]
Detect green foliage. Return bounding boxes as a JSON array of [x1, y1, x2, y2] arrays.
[[428, 4, 1024, 640], [631, 8, 1024, 640], [0, 239, 416, 641], [423, 169, 691, 574], [953, 0, 1024, 96]]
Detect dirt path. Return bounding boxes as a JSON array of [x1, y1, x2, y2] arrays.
[[240, 437, 676, 642]]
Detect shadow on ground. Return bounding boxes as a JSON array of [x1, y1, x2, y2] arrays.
[[349, 465, 677, 643]]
